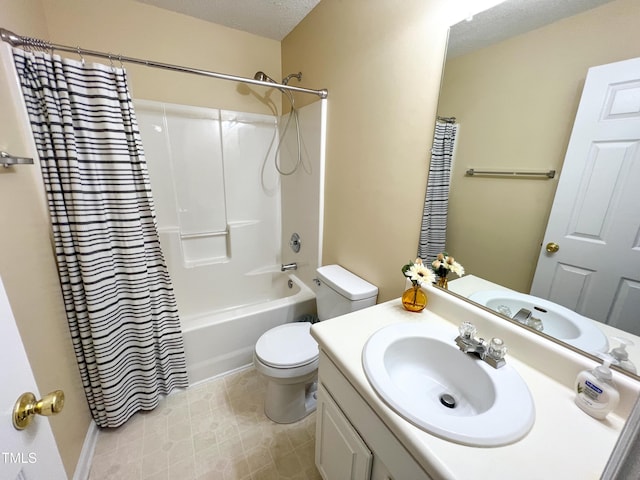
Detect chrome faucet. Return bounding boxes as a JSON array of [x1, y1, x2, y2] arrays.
[[281, 262, 298, 272], [512, 308, 532, 323], [455, 321, 507, 369], [512, 308, 544, 332]]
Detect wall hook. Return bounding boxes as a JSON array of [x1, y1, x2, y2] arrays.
[[1, 151, 34, 168]]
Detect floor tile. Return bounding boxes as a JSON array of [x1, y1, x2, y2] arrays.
[[89, 367, 320, 480]]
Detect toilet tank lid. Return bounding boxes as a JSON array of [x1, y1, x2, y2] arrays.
[[316, 265, 378, 301]]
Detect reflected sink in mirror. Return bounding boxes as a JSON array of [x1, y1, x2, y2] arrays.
[[469, 290, 609, 354], [362, 322, 535, 447]]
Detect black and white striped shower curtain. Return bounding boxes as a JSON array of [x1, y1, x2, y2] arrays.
[[12, 49, 188, 428], [417, 120, 458, 263]]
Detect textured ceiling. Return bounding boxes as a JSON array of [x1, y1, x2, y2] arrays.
[[133, 0, 616, 48], [448, 0, 616, 58], [134, 0, 321, 40]]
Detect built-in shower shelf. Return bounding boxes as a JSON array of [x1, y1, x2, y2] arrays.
[[180, 230, 228, 240]]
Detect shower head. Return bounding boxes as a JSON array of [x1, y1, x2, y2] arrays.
[[282, 72, 302, 85], [254, 71, 278, 83], [254, 70, 297, 105]]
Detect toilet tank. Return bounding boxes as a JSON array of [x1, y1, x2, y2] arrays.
[[316, 265, 378, 321]]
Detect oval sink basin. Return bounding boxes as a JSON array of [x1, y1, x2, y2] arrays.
[[469, 290, 609, 353], [362, 322, 534, 447]]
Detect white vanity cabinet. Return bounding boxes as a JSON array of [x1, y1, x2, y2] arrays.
[[315, 382, 372, 479], [310, 295, 638, 479], [314, 351, 433, 480]]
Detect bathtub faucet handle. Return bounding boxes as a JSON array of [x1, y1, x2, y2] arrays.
[[281, 262, 297, 272], [289, 233, 302, 253]]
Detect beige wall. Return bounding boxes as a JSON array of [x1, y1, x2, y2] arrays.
[[41, 0, 281, 114], [0, 0, 91, 477], [439, 0, 640, 293], [0, 0, 282, 476], [283, 0, 460, 302]]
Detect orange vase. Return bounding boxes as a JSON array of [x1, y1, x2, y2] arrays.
[[437, 276, 449, 289], [401, 285, 427, 312]]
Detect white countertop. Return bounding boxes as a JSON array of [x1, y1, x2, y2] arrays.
[[311, 286, 637, 479]]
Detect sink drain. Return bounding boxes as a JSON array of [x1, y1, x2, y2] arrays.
[[440, 393, 457, 409]]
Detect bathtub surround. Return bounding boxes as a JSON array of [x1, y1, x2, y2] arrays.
[[182, 274, 316, 383], [137, 100, 324, 315], [13, 49, 188, 428], [137, 102, 284, 318]]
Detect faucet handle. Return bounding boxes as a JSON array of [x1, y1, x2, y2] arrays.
[[488, 337, 507, 361], [458, 321, 477, 339]]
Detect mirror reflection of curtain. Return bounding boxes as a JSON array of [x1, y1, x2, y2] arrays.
[[12, 48, 188, 428], [418, 120, 458, 263]]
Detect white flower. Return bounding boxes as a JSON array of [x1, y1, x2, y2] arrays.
[[449, 261, 465, 276], [432, 252, 464, 278], [405, 262, 435, 286]]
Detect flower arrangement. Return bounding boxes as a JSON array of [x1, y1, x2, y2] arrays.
[[431, 252, 464, 288], [402, 258, 436, 287], [401, 258, 434, 312]]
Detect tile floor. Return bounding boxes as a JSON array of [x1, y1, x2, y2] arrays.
[[89, 368, 322, 480]]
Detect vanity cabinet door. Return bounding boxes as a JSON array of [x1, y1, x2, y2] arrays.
[[315, 383, 373, 480], [370, 457, 394, 480]]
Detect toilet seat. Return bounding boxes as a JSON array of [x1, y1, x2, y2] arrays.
[[255, 323, 319, 368]]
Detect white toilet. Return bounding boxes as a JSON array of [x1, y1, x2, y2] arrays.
[[253, 264, 378, 423]]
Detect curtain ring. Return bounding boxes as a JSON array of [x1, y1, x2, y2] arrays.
[[118, 54, 124, 69], [77, 46, 85, 67], [108, 53, 115, 71]]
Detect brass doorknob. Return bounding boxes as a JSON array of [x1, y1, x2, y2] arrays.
[[546, 242, 560, 253], [13, 390, 65, 430]]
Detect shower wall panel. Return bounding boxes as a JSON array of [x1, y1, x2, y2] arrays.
[[280, 99, 327, 288], [136, 99, 282, 317]]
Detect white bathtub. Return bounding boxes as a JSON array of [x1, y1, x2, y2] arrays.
[[181, 273, 316, 384]]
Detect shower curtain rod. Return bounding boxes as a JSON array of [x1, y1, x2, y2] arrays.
[[437, 116, 457, 123], [0, 28, 328, 99]]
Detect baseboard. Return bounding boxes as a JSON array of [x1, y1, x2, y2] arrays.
[[72, 420, 98, 480], [189, 362, 253, 388]]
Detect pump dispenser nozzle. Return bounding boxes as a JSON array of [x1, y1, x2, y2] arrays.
[[608, 337, 636, 374]]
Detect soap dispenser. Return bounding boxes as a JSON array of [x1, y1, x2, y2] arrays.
[[574, 358, 620, 420], [608, 337, 637, 374]]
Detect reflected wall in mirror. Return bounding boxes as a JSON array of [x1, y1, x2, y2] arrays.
[[434, 0, 640, 375]]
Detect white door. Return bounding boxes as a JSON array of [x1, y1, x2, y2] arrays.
[[531, 57, 640, 334], [0, 275, 67, 480]]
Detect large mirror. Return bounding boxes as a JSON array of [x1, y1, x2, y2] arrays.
[[435, 0, 640, 377]]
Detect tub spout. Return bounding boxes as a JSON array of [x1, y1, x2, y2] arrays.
[[281, 262, 297, 271]]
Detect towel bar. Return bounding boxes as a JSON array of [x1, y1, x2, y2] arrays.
[[466, 168, 555, 179]]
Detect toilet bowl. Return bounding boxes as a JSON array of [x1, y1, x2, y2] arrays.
[[254, 265, 378, 423], [254, 322, 319, 423]]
